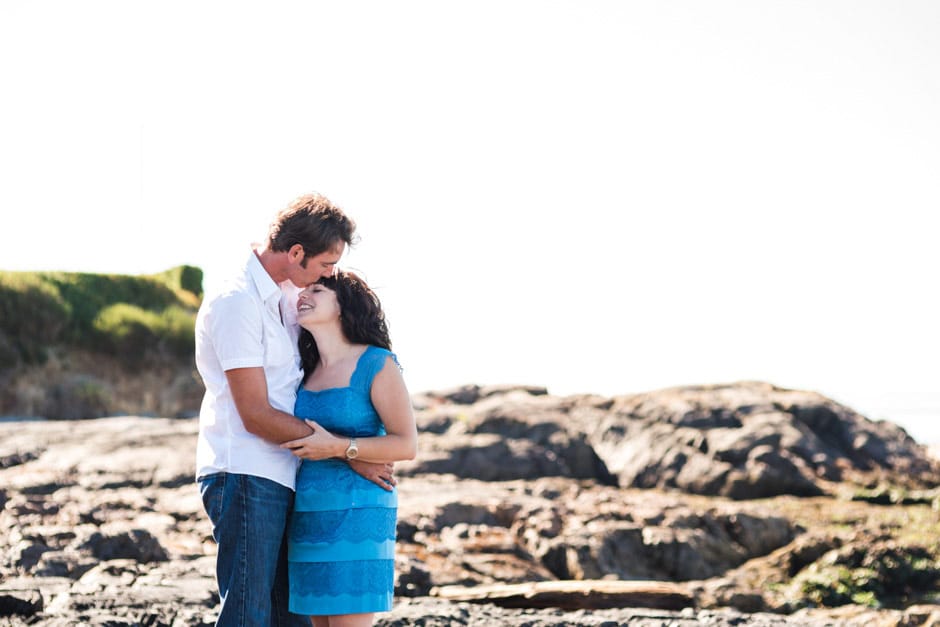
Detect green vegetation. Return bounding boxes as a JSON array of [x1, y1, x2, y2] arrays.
[[0, 266, 202, 369], [796, 565, 881, 607], [792, 544, 940, 609], [93, 303, 195, 361], [152, 265, 204, 308], [0, 272, 72, 365], [736, 495, 940, 611]]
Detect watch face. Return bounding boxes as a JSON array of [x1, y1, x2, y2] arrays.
[[346, 442, 359, 459]]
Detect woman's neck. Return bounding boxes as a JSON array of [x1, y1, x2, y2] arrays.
[[307, 324, 357, 369]]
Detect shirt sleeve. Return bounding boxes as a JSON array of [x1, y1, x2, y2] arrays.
[[206, 291, 265, 371]]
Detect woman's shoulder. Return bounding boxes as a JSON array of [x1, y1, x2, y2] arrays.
[[358, 345, 401, 381], [369, 345, 400, 364], [363, 344, 393, 358]]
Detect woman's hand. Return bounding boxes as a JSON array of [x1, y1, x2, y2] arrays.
[[281, 419, 345, 460], [282, 421, 396, 490]]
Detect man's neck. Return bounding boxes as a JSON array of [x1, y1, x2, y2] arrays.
[[254, 245, 288, 284]]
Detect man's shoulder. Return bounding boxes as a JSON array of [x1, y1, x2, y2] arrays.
[[200, 275, 261, 317]]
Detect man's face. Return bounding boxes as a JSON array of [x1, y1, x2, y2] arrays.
[[287, 242, 345, 287]]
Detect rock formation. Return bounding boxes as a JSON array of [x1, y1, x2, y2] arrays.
[[2, 382, 940, 626], [408, 381, 938, 498]]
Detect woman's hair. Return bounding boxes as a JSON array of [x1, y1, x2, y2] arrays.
[[298, 270, 391, 378]]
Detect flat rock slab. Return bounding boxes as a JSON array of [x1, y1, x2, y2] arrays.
[[432, 579, 694, 610]]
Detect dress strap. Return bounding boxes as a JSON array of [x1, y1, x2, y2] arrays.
[[350, 346, 399, 392]]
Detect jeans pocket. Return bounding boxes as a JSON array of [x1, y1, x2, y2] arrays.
[[199, 473, 226, 525]]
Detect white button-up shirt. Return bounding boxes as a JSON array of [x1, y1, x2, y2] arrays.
[[195, 250, 303, 489]]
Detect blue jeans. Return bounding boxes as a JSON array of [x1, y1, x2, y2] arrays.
[[199, 473, 308, 627]]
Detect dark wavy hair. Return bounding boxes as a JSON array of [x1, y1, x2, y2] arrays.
[[298, 270, 391, 379]]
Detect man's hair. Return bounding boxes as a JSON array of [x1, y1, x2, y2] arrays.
[[266, 193, 357, 264], [298, 270, 391, 378]]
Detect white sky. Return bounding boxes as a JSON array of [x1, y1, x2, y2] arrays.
[[2, 1, 938, 441]]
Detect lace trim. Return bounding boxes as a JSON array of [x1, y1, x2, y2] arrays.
[[290, 508, 397, 545], [289, 559, 394, 597]]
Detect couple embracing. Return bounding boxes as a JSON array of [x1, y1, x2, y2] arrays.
[[194, 193, 417, 627]]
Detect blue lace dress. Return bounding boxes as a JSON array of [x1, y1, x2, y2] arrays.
[[288, 345, 399, 615]]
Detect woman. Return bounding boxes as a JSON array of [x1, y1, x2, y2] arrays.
[[281, 270, 417, 627]]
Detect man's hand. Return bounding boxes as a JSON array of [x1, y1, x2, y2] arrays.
[[349, 460, 396, 492]]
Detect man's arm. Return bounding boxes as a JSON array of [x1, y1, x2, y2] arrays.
[[228, 366, 395, 490], [226, 367, 312, 442]]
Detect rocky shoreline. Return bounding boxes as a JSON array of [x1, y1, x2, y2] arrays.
[[3, 382, 940, 626]]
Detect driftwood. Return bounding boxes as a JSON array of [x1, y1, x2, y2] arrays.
[[431, 579, 694, 610]]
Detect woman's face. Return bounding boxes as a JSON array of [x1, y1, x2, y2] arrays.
[[296, 283, 341, 327]]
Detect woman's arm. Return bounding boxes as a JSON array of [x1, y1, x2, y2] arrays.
[[281, 356, 417, 463], [360, 356, 418, 462]]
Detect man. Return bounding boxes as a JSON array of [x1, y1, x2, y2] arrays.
[[195, 193, 394, 626]]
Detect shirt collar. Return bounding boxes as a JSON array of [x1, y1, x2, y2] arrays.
[[246, 248, 282, 305]]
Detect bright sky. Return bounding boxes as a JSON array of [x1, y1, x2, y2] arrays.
[[2, 2, 938, 441]]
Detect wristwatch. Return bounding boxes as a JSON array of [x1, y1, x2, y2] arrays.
[[344, 438, 359, 460]]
